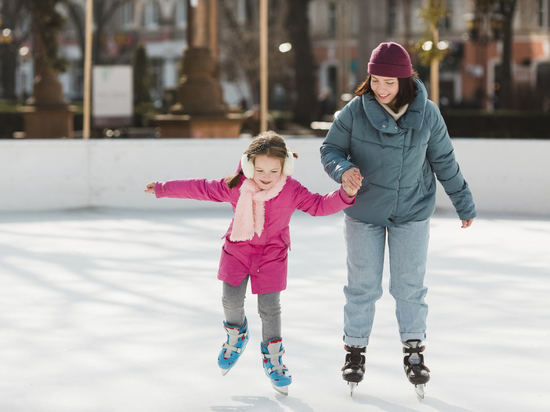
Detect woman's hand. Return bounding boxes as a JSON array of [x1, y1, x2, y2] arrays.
[[461, 218, 474, 228], [341, 168, 363, 192], [144, 182, 156, 194]]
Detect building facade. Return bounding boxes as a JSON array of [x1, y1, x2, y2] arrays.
[[309, 0, 550, 111], [9, 0, 550, 113]]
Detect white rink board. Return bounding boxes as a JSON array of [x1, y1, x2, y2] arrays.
[[0, 137, 549, 217]]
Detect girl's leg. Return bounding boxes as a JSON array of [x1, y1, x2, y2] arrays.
[[343, 215, 386, 346], [222, 276, 249, 327], [387, 218, 430, 342], [257, 291, 281, 344], [258, 291, 291, 394]]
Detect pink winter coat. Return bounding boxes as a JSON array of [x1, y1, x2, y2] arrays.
[[155, 175, 355, 294]]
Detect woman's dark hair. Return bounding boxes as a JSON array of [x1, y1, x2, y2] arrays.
[[355, 70, 419, 110], [226, 130, 299, 189]]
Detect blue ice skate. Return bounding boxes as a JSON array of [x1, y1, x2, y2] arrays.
[[260, 338, 292, 395], [218, 317, 249, 375]]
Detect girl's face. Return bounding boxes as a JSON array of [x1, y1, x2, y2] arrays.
[[253, 155, 283, 190], [370, 75, 399, 106]]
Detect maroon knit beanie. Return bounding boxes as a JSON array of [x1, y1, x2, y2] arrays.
[[368, 42, 412, 78]]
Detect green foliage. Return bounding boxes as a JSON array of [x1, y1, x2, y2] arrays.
[[414, 0, 449, 67]]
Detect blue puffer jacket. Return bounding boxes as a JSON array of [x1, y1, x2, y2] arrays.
[[321, 78, 476, 226]]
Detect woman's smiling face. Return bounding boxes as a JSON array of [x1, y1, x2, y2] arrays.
[[370, 75, 399, 106]]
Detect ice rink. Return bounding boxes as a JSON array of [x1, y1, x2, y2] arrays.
[[0, 206, 549, 412]]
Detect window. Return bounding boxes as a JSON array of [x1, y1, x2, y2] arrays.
[[388, 0, 398, 35], [175, 0, 187, 29], [144, 1, 160, 30], [121, 2, 134, 29], [442, 0, 453, 31], [70, 60, 84, 99], [539, 0, 550, 28], [236, 0, 247, 23], [149, 58, 164, 101]]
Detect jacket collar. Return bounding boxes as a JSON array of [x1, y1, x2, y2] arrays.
[[360, 77, 428, 133]]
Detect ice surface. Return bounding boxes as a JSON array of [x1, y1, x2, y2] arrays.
[[0, 207, 549, 412]]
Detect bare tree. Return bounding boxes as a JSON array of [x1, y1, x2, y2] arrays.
[[218, 0, 292, 108], [496, 0, 517, 109], [286, 0, 316, 126], [65, 0, 133, 65], [470, 0, 517, 109]]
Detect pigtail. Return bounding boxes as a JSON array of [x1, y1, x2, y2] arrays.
[[226, 170, 244, 189]]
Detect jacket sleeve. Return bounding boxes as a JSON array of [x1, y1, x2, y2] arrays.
[[292, 181, 355, 217], [154, 178, 234, 203], [426, 103, 476, 220], [320, 101, 359, 184]]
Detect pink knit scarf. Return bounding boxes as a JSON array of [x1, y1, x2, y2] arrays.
[[230, 176, 287, 242]]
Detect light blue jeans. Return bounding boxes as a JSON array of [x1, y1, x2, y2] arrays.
[[343, 215, 430, 346]]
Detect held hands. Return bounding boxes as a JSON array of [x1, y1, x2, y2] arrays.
[[341, 167, 363, 198], [144, 182, 156, 194]]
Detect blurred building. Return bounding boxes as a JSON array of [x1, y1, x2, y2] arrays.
[[8, 1, 550, 112], [309, 0, 550, 111], [13, 0, 189, 105]]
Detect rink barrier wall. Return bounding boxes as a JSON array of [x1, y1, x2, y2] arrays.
[[0, 138, 548, 217]]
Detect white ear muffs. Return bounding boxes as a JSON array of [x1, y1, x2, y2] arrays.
[[240, 150, 295, 179], [283, 151, 294, 176], [240, 154, 255, 179]]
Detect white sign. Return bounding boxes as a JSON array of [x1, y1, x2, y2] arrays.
[[93, 65, 133, 128]]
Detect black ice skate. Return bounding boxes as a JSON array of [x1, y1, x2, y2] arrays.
[[402, 339, 430, 398], [341, 345, 366, 395]]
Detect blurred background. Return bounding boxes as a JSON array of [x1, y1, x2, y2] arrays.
[[0, 0, 549, 139]]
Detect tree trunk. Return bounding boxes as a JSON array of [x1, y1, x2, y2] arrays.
[[287, 0, 316, 127], [499, 0, 516, 109]]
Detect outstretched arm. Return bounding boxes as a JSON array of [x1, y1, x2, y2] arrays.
[[144, 178, 234, 203]]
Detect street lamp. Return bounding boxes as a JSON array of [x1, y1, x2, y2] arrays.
[[279, 43, 292, 53]]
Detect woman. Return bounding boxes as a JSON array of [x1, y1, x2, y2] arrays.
[[320, 42, 476, 396]]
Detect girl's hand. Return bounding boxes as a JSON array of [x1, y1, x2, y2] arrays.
[[461, 218, 474, 228], [144, 182, 156, 194], [341, 167, 363, 192], [342, 182, 358, 198]]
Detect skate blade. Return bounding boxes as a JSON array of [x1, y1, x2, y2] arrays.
[[271, 382, 289, 396], [415, 384, 426, 399], [348, 382, 358, 396]]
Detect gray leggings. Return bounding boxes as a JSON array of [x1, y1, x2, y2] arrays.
[[222, 276, 281, 344]]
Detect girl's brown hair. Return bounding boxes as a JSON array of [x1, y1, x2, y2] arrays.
[[355, 70, 419, 110], [226, 130, 299, 189]]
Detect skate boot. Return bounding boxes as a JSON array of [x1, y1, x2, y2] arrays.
[[403, 339, 430, 398], [218, 317, 249, 375], [260, 338, 292, 395], [342, 345, 366, 395]]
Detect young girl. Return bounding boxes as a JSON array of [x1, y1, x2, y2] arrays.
[[145, 131, 357, 395]]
